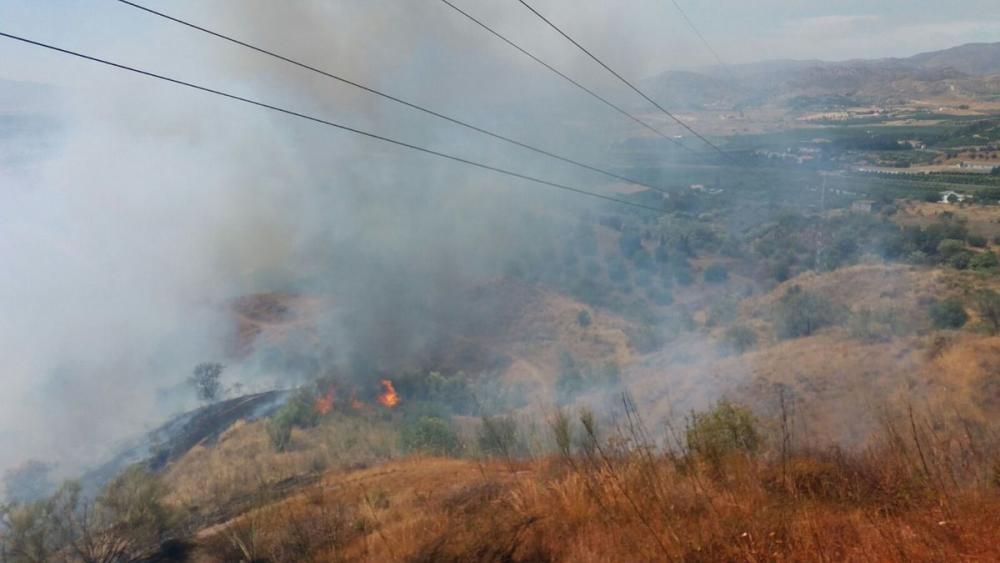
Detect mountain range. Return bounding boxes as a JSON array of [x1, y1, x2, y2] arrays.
[[644, 42, 1000, 110]]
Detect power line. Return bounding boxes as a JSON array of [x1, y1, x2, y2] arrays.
[[515, 0, 735, 163], [114, 0, 671, 196], [438, 0, 694, 154], [667, 0, 728, 71], [0, 31, 671, 216]]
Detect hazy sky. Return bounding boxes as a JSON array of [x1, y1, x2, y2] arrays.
[[2, 0, 999, 88]]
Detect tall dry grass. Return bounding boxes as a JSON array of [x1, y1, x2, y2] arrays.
[[189, 397, 1000, 562]]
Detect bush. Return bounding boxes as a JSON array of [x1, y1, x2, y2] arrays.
[[775, 286, 841, 339], [576, 309, 592, 327], [970, 250, 1000, 270], [968, 234, 988, 248], [703, 264, 729, 284], [687, 401, 760, 466], [1, 468, 179, 563], [722, 325, 757, 354], [937, 238, 966, 258], [400, 416, 460, 456], [268, 390, 320, 451], [975, 290, 1000, 335], [930, 297, 968, 329], [674, 265, 694, 286]]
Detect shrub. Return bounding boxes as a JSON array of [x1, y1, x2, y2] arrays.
[[703, 264, 729, 284], [775, 286, 841, 339], [722, 325, 757, 354], [674, 265, 694, 286], [937, 238, 966, 258], [576, 310, 592, 327], [268, 390, 320, 451], [400, 416, 460, 456], [96, 466, 177, 550], [947, 251, 973, 270], [968, 234, 988, 248], [975, 290, 1000, 335], [930, 297, 968, 329], [970, 250, 1000, 270], [686, 401, 760, 465]]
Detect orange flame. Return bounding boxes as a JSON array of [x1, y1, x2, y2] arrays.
[[377, 379, 399, 408], [315, 388, 335, 415]]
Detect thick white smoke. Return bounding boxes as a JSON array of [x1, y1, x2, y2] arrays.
[[0, 0, 683, 478]]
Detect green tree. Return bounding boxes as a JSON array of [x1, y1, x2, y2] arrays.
[[189, 362, 224, 403], [775, 286, 841, 339]]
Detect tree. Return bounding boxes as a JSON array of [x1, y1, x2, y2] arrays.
[[975, 290, 1000, 335], [189, 363, 224, 403], [576, 310, 592, 327], [775, 286, 841, 339]]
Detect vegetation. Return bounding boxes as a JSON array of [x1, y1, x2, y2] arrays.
[[929, 297, 969, 329], [975, 289, 1000, 335], [775, 286, 841, 338], [686, 400, 760, 467], [267, 389, 320, 452], [189, 362, 224, 403], [400, 416, 460, 456], [0, 467, 180, 563]]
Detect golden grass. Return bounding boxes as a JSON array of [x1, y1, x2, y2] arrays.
[[188, 414, 1000, 563]]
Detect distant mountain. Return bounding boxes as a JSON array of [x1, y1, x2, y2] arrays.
[[643, 42, 1000, 110], [906, 42, 1000, 76]]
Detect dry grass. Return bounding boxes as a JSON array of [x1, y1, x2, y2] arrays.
[[164, 412, 401, 509], [182, 403, 1000, 563]]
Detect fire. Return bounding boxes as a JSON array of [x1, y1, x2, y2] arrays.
[[377, 379, 399, 408], [315, 387, 335, 415]]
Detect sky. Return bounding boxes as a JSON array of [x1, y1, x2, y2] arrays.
[[2, 0, 1000, 88]]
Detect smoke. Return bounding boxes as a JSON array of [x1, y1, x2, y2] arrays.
[[0, 0, 685, 477]]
